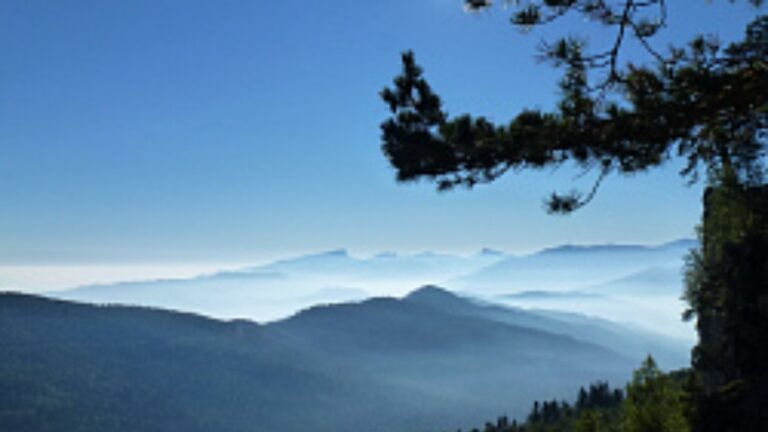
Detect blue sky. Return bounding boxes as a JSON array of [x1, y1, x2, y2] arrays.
[[0, 1, 761, 263]]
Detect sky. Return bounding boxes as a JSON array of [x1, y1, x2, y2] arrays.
[[0, 0, 762, 265]]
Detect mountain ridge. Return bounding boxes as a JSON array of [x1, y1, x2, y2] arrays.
[[0, 290, 640, 432]]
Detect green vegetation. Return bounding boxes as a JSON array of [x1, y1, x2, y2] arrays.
[[683, 177, 768, 431], [457, 357, 690, 432], [621, 357, 689, 432]]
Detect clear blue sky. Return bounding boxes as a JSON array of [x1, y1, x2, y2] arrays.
[[0, 1, 761, 263]]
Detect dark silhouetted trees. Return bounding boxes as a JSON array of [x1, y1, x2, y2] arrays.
[[381, 12, 767, 212], [455, 379, 625, 432], [380, 3, 767, 428]]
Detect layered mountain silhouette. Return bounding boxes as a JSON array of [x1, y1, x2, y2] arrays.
[[405, 286, 688, 368], [0, 286, 686, 432], [49, 249, 506, 322], [448, 239, 695, 294], [47, 240, 694, 333], [584, 266, 683, 297]]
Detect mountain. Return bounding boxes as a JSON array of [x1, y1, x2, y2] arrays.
[[48, 249, 507, 322], [257, 248, 506, 283], [478, 247, 506, 257], [585, 266, 683, 297], [1, 291, 637, 432], [42, 240, 696, 339], [49, 270, 369, 322], [499, 290, 605, 300], [449, 239, 695, 295], [492, 289, 696, 342], [405, 286, 689, 369]]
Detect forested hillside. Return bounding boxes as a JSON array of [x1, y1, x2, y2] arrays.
[[0, 290, 651, 432]]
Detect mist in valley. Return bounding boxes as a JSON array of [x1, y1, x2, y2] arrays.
[[30, 239, 696, 344]]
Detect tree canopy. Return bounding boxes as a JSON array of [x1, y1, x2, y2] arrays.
[[380, 3, 768, 429], [380, 3, 767, 213], [622, 356, 689, 432]]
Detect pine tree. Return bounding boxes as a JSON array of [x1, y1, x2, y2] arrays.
[[622, 356, 689, 432], [380, 4, 767, 428], [575, 410, 602, 432]]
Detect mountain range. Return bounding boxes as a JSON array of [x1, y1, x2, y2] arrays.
[[47, 240, 696, 339], [448, 239, 694, 294], [0, 286, 689, 432], [47, 248, 504, 322]]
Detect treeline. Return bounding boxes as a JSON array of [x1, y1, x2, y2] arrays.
[[456, 356, 690, 432]]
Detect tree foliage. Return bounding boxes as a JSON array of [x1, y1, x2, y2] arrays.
[[456, 361, 694, 432], [455, 380, 626, 432], [380, 3, 768, 430], [683, 177, 768, 431], [381, 7, 767, 213], [621, 356, 689, 432], [575, 410, 603, 432]]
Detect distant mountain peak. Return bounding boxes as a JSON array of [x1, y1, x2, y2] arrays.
[[538, 243, 650, 255], [500, 290, 604, 300], [478, 247, 504, 257], [537, 244, 582, 255], [412, 251, 443, 259], [404, 285, 461, 303], [322, 249, 349, 257], [291, 249, 350, 261], [537, 239, 698, 256], [658, 238, 697, 249], [372, 251, 397, 259]]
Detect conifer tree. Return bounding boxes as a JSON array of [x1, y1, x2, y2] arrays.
[[575, 410, 602, 432], [622, 356, 689, 432], [380, 3, 767, 428]]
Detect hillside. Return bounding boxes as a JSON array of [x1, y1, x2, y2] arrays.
[[405, 286, 689, 369], [1, 291, 638, 432]]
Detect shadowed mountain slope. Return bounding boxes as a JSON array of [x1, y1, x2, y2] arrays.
[[1, 291, 638, 432], [404, 286, 689, 368]]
